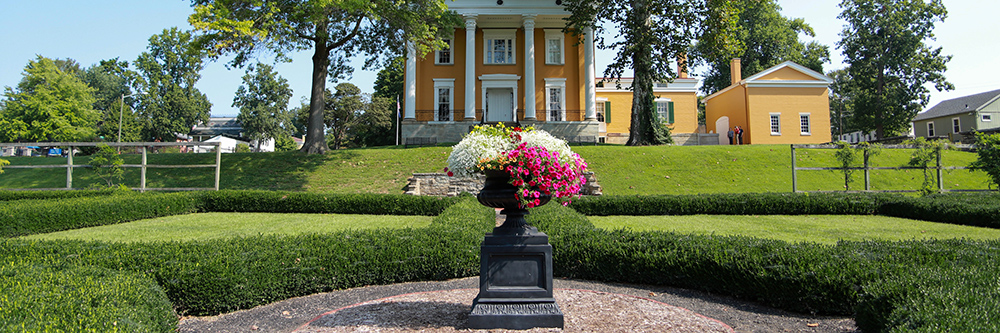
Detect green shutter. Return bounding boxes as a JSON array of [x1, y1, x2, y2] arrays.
[[605, 101, 611, 123], [668, 101, 675, 123]]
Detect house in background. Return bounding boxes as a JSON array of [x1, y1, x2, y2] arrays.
[[595, 73, 705, 144], [912, 88, 1000, 142], [189, 117, 275, 152], [704, 59, 833, 145]]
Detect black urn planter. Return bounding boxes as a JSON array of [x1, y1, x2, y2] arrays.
[[469, 169, 563, 329]]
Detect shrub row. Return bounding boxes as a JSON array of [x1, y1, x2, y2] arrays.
[[0, 189, 119, 202], [570, 192, 1000, 229], [194, 191, 459, 216], [528, 203, 1000, 332], [0, 193, 198, 238], [0, 261, 176, 332]]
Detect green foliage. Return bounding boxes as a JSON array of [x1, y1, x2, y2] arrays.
[[194, 191, 458, 216], [694, 0, 831, 95], [0, 192, 198, 238], [969, 131, 1000, 190], [0, 158, 7, 174], [838, 0, 953, 138], [234, 63, 293, 149], [274, 134, 298, 152], [828, 69, 857, 138], [564, 0, 703, 145], [81, 58, 144, 143], [833, 141, 881, 191], [235, 143, 251, 153], [88, 144, 126, 187], [189, 0, 461, 154], [350, 96, 397, 147], [0, 263, 176, 332], [135, 27, 211, 142], [906, 137, 948, 195], [0, 189, 119, 202], [0, 55, 99, 142], [373, 56, 405, 100], [326, 83, 363, 150]]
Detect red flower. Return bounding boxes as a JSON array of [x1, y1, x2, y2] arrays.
[[447, 171, 453, 177]]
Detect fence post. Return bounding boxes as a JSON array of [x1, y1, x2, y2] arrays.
[[864, 148, 870, 191], [936, 147, 944, 192], [791, 145, 797, 192], [214, 142, 221, 191], [66, 148, 73, 189], [141, 146, 147, 193]]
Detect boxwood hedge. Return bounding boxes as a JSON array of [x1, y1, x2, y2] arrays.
[[3, 191, 1000, 332]]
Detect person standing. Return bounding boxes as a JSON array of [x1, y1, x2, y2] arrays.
[[735, 126, 744, 145], [727, 127, 735, 145]]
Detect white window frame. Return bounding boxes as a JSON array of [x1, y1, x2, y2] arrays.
[[983, 114, 993, 122], [483, 29, 516, 65], [952, 117, 961, 133], [544, 78, 567, 121], [927, 122, 936, 137], [770, 113, 781, 135], [799, 113, 811, 135], [544, 29, 564, 65], [432, 79, 455, 122], [435, 37, 454, 65], [596, 97, 607, 123], [655, 98, 671, 123]]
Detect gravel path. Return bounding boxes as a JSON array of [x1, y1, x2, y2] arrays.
[[178, 277, 858, 333]]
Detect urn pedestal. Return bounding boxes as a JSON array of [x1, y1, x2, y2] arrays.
[[468, 171, 564, 329]]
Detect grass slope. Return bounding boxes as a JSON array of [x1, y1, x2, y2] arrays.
[[0, 144, 990, 195]]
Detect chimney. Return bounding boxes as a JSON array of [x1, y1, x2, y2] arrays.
[[677, 54, 689, 79], [730, 58, 742, 85]]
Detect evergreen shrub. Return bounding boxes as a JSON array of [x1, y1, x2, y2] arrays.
[[195, 190, 458, 216], [0, 192, 198, 237]]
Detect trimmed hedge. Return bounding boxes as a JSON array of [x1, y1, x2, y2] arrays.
[[194, 190, 459, 216], [0, 189, 119, 202], [0, 193, 198, 238]]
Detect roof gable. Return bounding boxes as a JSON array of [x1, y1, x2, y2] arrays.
[[744, 61, 832, 84], [913, 88, 1000, 121]]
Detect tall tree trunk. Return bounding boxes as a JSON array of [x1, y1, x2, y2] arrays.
[[301, 26, 331, 154], [626, 0, 670, 146]]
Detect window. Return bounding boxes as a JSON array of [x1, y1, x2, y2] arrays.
[[770, 113, 781, 135], [432, 79, 454, 121], [544, 29, 564, 65], [484, 30, 516, 65], [952, 117, 961, 133], [927, 122, 935, 137], [545, 78, 567, 121], [596, 101, 608, 123], [435, 39, 453, 65], [799, 113, 811, 135], [983, 114, 993, 122], [655, 99, 674, 123]]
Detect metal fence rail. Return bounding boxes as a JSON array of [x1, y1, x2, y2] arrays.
[[790, 143, 983, 193], [0, 142, 222, 192]]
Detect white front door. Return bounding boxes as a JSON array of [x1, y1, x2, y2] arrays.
[[486, 88, 514, 123]]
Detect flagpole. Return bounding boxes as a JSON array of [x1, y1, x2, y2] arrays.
[[396, 95, 401, 146]]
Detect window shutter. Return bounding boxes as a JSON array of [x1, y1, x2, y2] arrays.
[[668, 101, 675, 123], [605, 101, 611, 123]]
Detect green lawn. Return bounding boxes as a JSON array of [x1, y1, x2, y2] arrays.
[[589, 215, 1000, 245], [20, 213, 433, 243]]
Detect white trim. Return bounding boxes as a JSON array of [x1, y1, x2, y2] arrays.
[[544, 78, 567, 121], [983, 114, 993, 122], [952, 117, 961, 134], [655, 98, 672, 123], [799, 113, 811, 135], [927, 121, 936, 137], [479, 74, 521, 123], [544, 29, 564, 65], [744, 81, 832, 88], [433, 79, 455, 121], [434, 35, 454, 65], [483, 29, 516, 65], [770, 113, 781, 135], [744, 60, 833, 83]]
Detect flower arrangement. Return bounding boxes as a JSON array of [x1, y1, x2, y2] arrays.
[[446, 123, 588, 208]]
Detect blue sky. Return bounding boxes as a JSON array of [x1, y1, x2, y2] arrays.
[[1, 0, 997, 117]]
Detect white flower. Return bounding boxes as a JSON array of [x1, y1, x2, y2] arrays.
[[447, 126, 580, 177]]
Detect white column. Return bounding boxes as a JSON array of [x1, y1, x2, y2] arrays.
[[464, 14, 478, 121], [522, 14, 537, 120], [583, 26, 597, 121], [404, 41, 416, 120]]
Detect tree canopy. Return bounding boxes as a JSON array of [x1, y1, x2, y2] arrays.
[[324, 83, 363, 150], [0, 56, 99, 142], [81, 58, 144, 142], [838, 0, 952, 138], [694, 0, 830, 95], [234, 63, 294, 151], [135, 27, 212, 142], [189, 0, 460, 154], [564, 0, 713, 145]]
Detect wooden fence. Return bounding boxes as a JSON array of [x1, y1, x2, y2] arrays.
[[0, 142, 222, 192], [790, 143, 983, 193]]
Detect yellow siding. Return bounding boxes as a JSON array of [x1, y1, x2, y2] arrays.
[[746, 87, 831, 144], [757, 67, 816, 81], [705, 86, 748, 136], [655, 91, 698, 133], [596, 91, 634, 137]]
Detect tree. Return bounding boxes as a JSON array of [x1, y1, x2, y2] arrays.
[[838, 0, 953, 139], [0, 56, 99, 142], [234, 63, 293, 152], [134, 28, 212, 142], [373, 56, 405, 101], [325, 83, 363, 150], [81, 58, 144, 142], [827, 69, 856, 139], [88, 144, 126, 188], [564, 0, 709, 146], [350, 95, 396, 147], [189, 0, 460, 154], [694, 0, 830, 95]]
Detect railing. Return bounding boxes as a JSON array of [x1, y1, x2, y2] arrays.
[[790, 143, 983, 193], [0, 142, 222, 192], [409, 109, 591, 122]]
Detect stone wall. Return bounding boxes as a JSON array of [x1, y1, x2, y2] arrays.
[[404, 172, 603, 197]]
